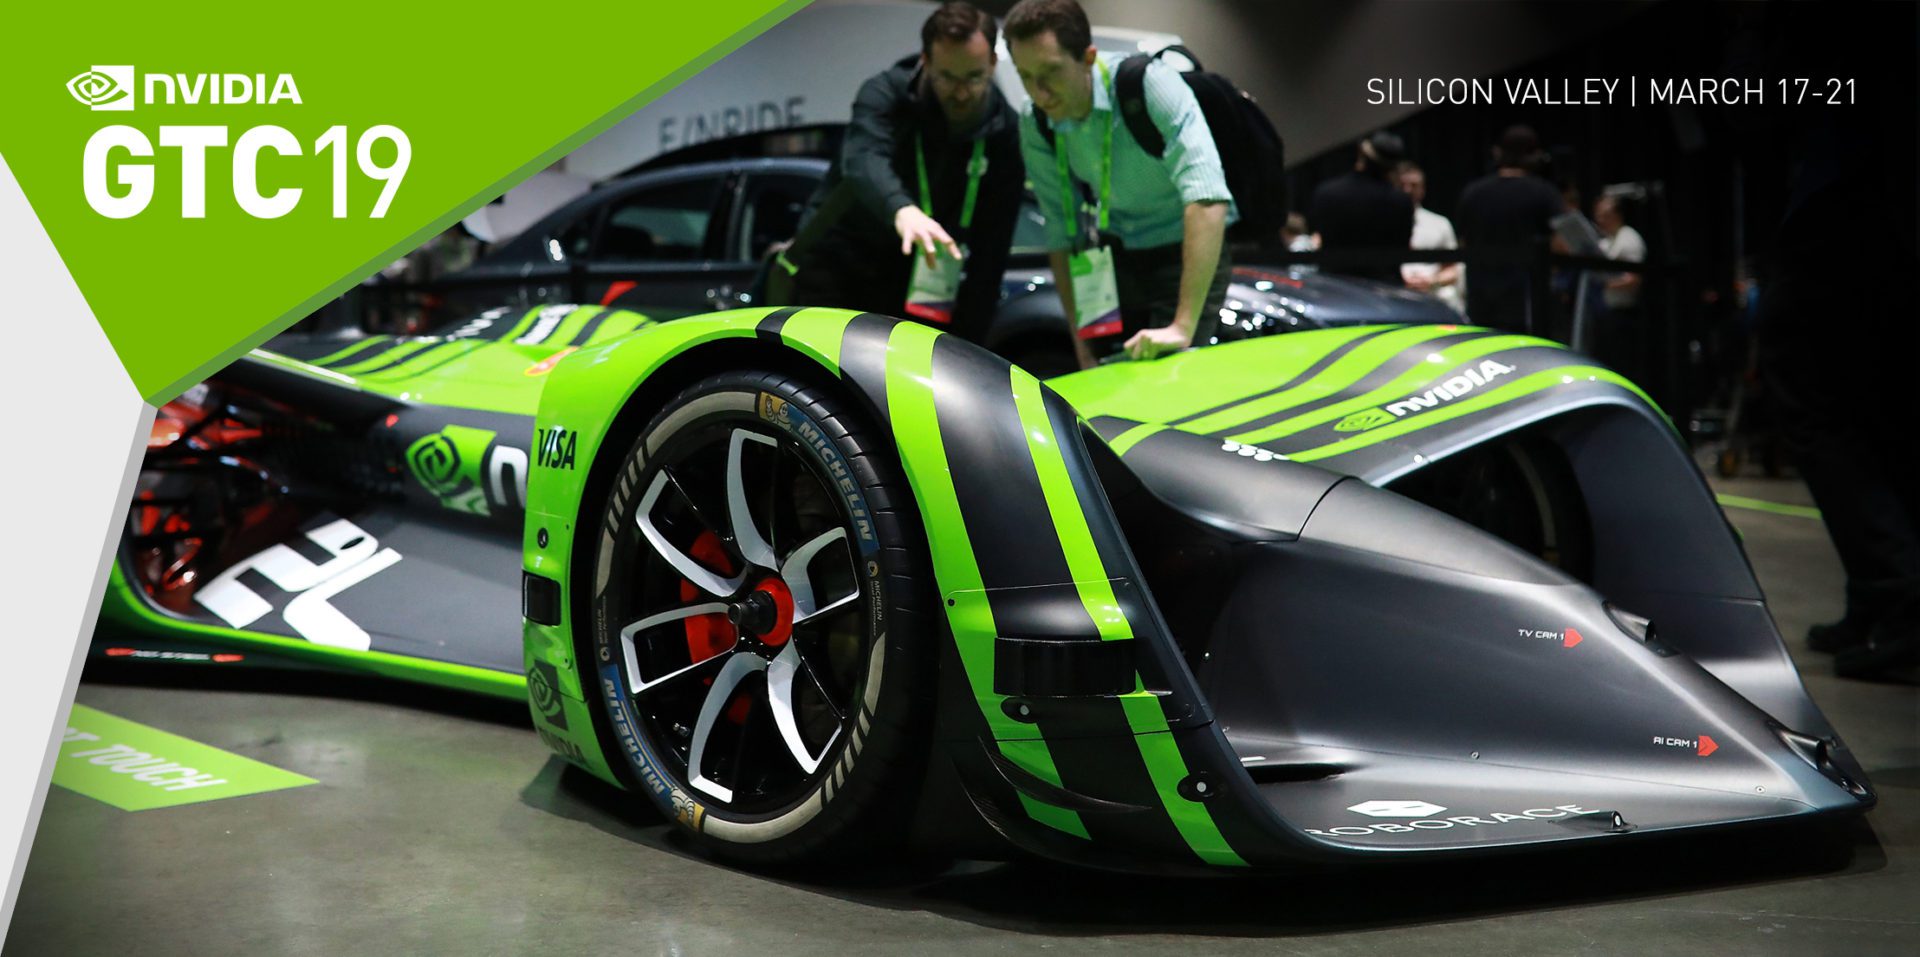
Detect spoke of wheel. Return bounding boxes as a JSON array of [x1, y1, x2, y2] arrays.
[[780, 528, 856, 620], [794, 648, 847, 724], [629, 650, 731, 699], [688, 653, 767, 803], [767, 644, 838, 774], [638, 470, 746, 598], [619, 602, 730, 693], [766, 446, 790, 565], [727, 429, 779, 570], [795, 591, 859, 625]]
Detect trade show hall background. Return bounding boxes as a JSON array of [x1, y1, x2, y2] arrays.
[[8, 1, 1916, 953]]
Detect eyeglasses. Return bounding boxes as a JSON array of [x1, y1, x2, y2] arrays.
[[931, 72, 991, 92]]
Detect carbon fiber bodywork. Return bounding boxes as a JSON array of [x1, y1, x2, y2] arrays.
[[102, 304, 1872, 872]]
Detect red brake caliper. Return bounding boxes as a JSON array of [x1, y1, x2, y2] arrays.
[[680, 531, 738, 662], [680, 531, 753, 724]]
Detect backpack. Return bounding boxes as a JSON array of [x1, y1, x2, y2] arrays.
[[1037, 45, 1288, 246]]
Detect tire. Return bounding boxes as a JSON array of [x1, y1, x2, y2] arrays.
[[584, 369, 930, 864]]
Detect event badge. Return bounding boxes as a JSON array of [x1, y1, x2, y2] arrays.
[[904, 136, 986, 327], [1070, 246, 1122, 339], [904, 245, 966, 326]]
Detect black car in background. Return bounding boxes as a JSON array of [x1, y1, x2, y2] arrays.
[[442, 157, 1456, 375]]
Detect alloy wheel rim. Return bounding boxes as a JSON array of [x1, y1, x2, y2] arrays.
[[611, 421, 868, 812]]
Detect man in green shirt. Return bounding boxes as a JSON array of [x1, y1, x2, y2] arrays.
[[1005, 0, 1237, 366]]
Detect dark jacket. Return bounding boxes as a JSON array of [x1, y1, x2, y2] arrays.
[[789, 54, 1023, 342], [1307, 170, 1415, 284]]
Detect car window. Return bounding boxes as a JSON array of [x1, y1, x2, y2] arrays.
[[734, 174, 816, 263], [596, 177, 722, 262], [556, 214, 594, 261]]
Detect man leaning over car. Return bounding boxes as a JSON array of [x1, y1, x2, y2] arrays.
[[1005, 0, 1236, 367], [774, 1, 1023, 345]]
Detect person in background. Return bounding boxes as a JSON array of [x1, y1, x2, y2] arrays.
[[1757, 111, 1918, 678], [774, 2, 1023, 344], [1594, 194, 1646, 312], [1282, 212, 1313, 253], [1588, 192, 1649, 373], [1397, 161, 1464, 312], [1454, 125, 1563, 332], [1307, 132, 1414, 286], [1005, 0, 1237, 366]]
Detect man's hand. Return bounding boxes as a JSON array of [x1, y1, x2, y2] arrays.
[[895, 205, 962, 268], [1123, 324, 1193, 361]]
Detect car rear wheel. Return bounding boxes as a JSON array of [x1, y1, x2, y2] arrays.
[[585, 369, 930, 864]]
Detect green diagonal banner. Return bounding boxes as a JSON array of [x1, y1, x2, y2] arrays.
[[0, 0, 809, 404]]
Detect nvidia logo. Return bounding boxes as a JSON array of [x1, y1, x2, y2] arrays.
[[1335, 408, 1395, 433], [67, 66, 133, 111]]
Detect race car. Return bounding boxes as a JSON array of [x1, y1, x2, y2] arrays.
[[101, 302, 1873, 873]]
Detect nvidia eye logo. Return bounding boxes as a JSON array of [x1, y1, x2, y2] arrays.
[[1335, 408, 1395, 433], [67, 66, 134, 111], [1348, 800, 1448, 818]]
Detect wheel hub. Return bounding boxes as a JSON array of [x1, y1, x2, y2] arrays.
[[729, 576, 795, 650]]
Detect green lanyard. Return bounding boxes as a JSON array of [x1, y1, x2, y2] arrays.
[[916, 136, 988, 232], [1053, 59, 1114, 243]]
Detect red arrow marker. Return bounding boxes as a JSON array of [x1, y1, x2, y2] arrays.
[[1698, 734, 1719, 757], [1563, 627, 1583, 648]]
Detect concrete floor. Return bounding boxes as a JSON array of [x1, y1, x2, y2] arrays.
[[8, 475, 1917, 956]]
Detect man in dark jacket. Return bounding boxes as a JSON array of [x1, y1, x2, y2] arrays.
[[776, 2, 1023, 345], [1306, 131, 1415, 285], [1454, 125, 1563, 332]]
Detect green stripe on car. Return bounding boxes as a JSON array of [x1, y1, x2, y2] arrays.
[[309, 335, 391, 368], [882, 321, 1086, 838], [1009, 370, 1246, 866], [334, 339, 440, 375], [1226, 335, 1543, 445], [1178, 324, 1472, 435], [1289, 365, 1647, 461], [1106, 422, 1165, 457], [778, 308, 852, 373]]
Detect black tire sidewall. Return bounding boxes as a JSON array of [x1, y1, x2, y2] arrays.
[[586, 370, 926, 863]]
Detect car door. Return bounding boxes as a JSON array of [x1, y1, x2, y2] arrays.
[[581, 172, 732, 319], [713, 169, 821, 307]]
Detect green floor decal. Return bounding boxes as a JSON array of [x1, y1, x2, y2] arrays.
[[54, 705, 316, 811], [1715, 494, 1823, 521]]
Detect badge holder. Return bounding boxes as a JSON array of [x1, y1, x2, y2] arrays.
[[1070, 247, 1121, 339], [1054, 73, 1123, 343], [905, 246, 966, 326], [902, 138, 986, 327]]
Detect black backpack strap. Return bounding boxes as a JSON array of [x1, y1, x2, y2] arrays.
[[1151, 44, 1203, 72], [1113, 54, 1164, 158], [1118, 46, 1207, 160]]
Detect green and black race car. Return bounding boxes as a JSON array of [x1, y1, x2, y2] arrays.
[[103, 303, 1873, 873]]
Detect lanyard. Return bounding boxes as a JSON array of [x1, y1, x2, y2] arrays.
[[916, 136, 988, 232], [1053, 59, 1114, 242]]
